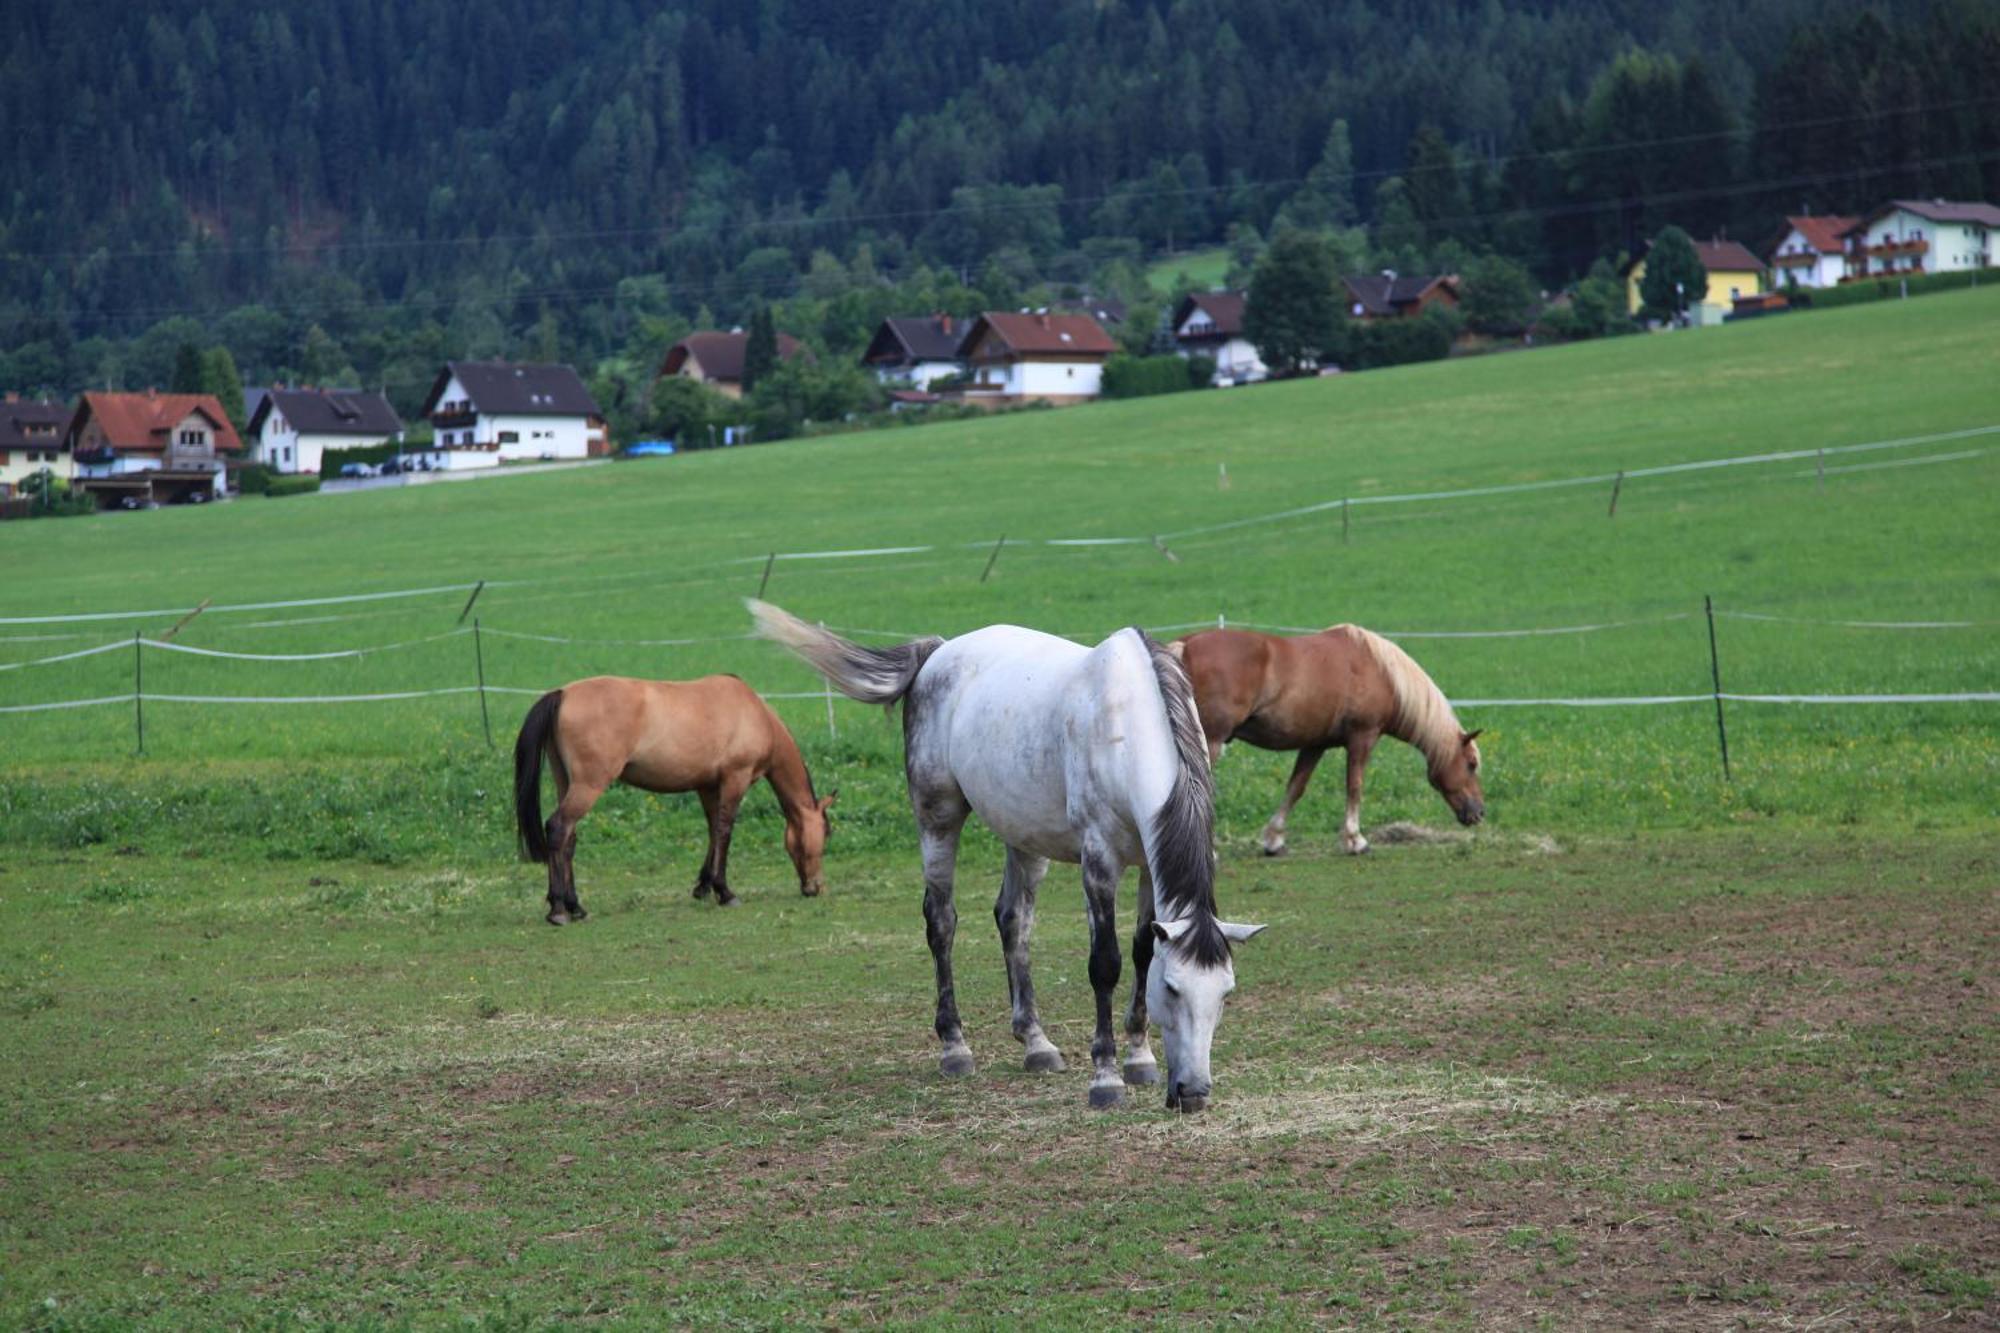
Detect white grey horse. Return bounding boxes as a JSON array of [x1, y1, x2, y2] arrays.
[[750, 601, 1266, 1113]]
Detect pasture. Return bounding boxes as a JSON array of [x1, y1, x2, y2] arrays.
[[3, 287, 1997, 1326]]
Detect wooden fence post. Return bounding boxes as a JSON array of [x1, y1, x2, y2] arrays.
[[474, 618, 493, 748]]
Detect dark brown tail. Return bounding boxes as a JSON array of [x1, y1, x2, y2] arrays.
[[514, 690, 563, 862]]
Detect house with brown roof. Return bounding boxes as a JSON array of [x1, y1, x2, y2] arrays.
[[1841, 199, 1999, 281], [1621, 239, 1765, 324], [418, 361, 607, 469], [1171, 291, 1266, 385], [1343, 273, 1461, 324], [949, 311, 1117, 406], [0, 395, 73, 496], [1768, 214, 1858, 290], [247, 387, 404, 475], [67, 390, 242, 506], [659, 330, 810, 400], [860, 316, 967, 390]]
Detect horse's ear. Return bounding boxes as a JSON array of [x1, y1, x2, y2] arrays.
[[1166, 639, 1187, 662], [819, 789, 839, 811], [1462, 729, 1483, 744], [1218, 920, 1268, 943], [1151, 917, 1192, 944]]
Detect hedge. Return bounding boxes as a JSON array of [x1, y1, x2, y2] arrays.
[[265, 475, 321, 497], [1102, 353, 1212, 398], [1791, 268, 1989, 310]]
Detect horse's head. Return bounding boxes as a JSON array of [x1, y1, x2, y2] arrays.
[[1146, 916, 1267, 1113], [1428, 729, 1485, 827], [784, 791, 837, 896]]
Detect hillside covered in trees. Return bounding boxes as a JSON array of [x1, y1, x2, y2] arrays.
[[3, 0, 1996, 413]]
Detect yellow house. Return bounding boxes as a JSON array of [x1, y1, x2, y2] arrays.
[[1623, 238, 1767, 324]]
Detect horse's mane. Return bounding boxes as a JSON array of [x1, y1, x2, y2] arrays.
[[1343, 625, 1463, 771], [1136, 628, 1229, 968]]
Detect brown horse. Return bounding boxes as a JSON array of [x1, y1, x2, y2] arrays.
[[513, 674, 835, 924], [1172, 626, 1483, 855]]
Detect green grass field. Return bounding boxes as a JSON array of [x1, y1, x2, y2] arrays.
[[1147, 246, 1232, 293], [3, 288, 1997, 1326]]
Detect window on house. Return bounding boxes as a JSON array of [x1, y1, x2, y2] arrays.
[[499, 431, 519, 444]]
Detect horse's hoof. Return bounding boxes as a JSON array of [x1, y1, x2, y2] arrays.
[[939, 1051, 976, 1077], [1088, 1083, 1126, 1110], [714, 894, 740, 909], [1024, 1046, 1066, 1074], [1260, 842, 1288, 858], [1123, 1060, 1160, 1086], [1342, 837, 1370, 856], [691, 883, 710, 900], [545, 910, 571, 927], [569, 904, 588, 921]]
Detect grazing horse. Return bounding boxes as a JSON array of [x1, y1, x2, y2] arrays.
[[513, 675, 835, 924], [751, 600, 1266, 1114], [1172, 626, 1484, 856]]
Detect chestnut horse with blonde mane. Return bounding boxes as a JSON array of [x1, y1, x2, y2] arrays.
[[1172, 626, 1484, 855], [513, 675, 835, 924]]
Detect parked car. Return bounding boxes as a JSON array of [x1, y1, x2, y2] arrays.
[[338, 462, 379, 479], [621, 440, 676, 459]]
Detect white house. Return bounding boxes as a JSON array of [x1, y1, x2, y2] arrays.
[[950, 311, 1116, 406], [1843, 199, 1999, 279], [418, 361, 607, 469], [1766, 214, 1858, 290], [66, 390, 241, 505], [1171, 291, 1266, 385], [860, 315, 967, 390], [246, 387, 404, 475], [0, 395, 72, 496]]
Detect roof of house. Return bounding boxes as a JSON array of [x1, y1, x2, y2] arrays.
[[421, 361, 601, 418], [1053, 295, 1127, 326], [1779, 215, 1859, 255], [1695, 239, 1765, 273], [0, 397, 72, 450], [958, 312, 1118, 359], [1173, 291, 1248, 339], [659, 331, 809, 383], [1864, 198, 2000, 228], [73, 391, 243, 452], [249, 387, 404, 439], [1343, 274, 1456, 317], [1622, 238, 1766, 278], [863, 316, 967, 366]]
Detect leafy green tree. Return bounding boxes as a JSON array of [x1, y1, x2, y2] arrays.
[[1460, 254, 1538, 336], [741, 307, 779, 395], [744, 358, 880, 442], [1404, 124, 1472, 249], [1244, 231, 1343, 376], [1639, 226, 1707, 321], [647, 375, 732, 448]]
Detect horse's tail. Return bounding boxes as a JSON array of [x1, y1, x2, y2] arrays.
[[513, 689, 563, 863], [748, 599, 944, 706], [1136, 629, 1229, 966]]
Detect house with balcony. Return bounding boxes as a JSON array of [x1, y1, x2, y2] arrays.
[[860, 316, 966, 390], [417, 361, 607, 470], [947, 311, 1117, 407], [1767, 214, 1858, 290], [66, 390, 242, 506], [1171, 291, 1267, 385], [247, 387, 404, 475], [0, 395, 73, 497], [1841, 199, 1999, 280], [659, 330, 811, 400]]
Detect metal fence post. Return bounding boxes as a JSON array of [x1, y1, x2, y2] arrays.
[[1704, 594, 1731, 781], [474, 618, 493, 748]]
